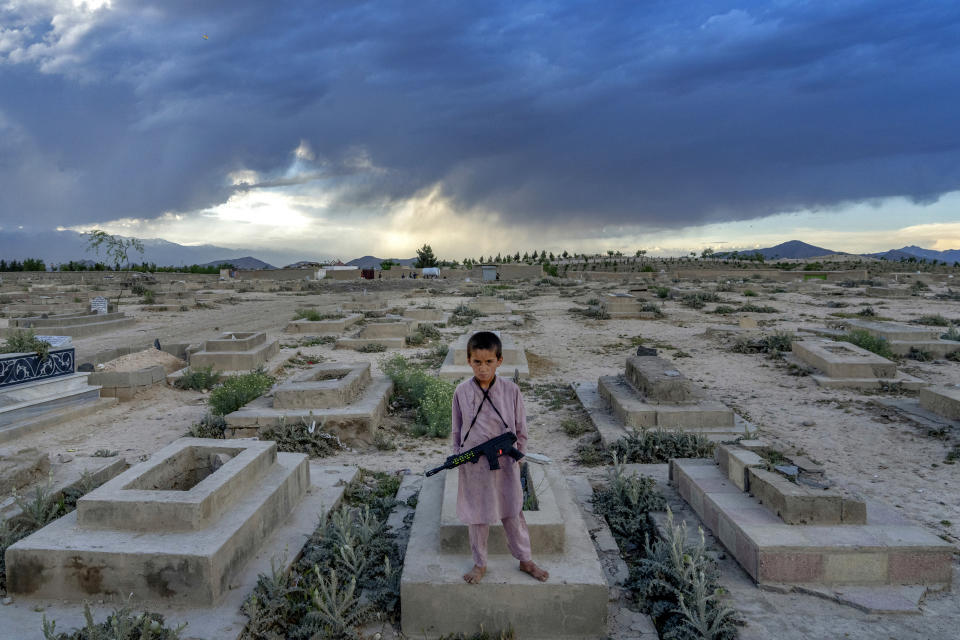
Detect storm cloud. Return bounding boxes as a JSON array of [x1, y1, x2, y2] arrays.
[[1, 0, 959, 231]]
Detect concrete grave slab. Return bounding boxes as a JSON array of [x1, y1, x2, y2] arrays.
[[189, 331, 279, 371], [401, 467, 608, 639], [438, 330, 530, 381], [5, 438, 310, 605], [224, 362, 392, 446], [791, 339, 926, 390]]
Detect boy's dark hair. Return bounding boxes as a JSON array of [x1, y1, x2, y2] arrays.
[[467, 331, 502, 358]]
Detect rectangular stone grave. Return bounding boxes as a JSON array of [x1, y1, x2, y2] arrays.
[[844, 319, 958, 357], [791, 339, 925, 390], [224, 362, 392, 446], [438, 331, 530, 381], [919, 385, 960, 421], [439, 463, 564, 554], [189, 331, 279, 371], [401, 466, 607, 639], [670, 457, 952, 591], [5, 438, 309, 604]]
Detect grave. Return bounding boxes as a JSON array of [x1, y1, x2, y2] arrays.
[[919, 385, 960, 420], [402, 307, 451, 324], [284, 312, 363, 334], [437, 331, 530, 381], [670, 443, 952, 606], [334, 316, 431, 350], [866, 286, 912, 298], [790, 339, 925, 390], [223, 362, 392, 445], [599, 292, 659, 319], [0, 342, 115, 443], [401, 465, 608, 639], [841, 319, 960, 358], [4, 438, 321, 604], [7, 311, 135, 338], [574, 355, 754, 444], [469, 296, 511, 314], [188, 331, 279, 371]]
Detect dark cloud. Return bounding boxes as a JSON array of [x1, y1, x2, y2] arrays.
[[1, 0, 959, 232]]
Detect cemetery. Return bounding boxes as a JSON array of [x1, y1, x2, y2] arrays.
[[0, 261, 957, 640]]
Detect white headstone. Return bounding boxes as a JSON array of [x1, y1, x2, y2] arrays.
[[36, 335, 73, 348], [90, 296, 108, 314]]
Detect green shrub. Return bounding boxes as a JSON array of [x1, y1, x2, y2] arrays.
[[841, 330, 894, 359], [357, 342, 387, 353], [187, 413, 227, 438], [451, 304, 484, 326], [293, 308, 344, 322], [916, 314, 950, 326], [208, 369, 275, 415], [743, 289, 757, 297], [260, 417, 345, 457], [680, 293, 721, 309], [561, 416, 594, 437], [739, 303, 778, 313], [640, 302, 664, 317], [942, 326, 960, 342], [610, 428, 714, 463], [907, 347, 934, 362], [174, 365, 222, 391], [654, 286, 670, 299], [711, 305, 736, 314], [592, 456, 666, 543], [382, 355, 455, 437], [140, 289, 155, 305], [242, 469, 403, 639], [1, 329, 51, 361], [42, 604, 185, 639], [857, 305, 876, 317]]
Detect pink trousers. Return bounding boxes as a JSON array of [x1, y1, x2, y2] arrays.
[[468, 512, 532, 567]]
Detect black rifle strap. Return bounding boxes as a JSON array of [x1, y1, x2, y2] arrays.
[[460, 376, 511, 448]]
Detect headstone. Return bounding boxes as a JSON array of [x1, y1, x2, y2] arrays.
[[90, 296, 108, 314], [35, 336, 72, 348]]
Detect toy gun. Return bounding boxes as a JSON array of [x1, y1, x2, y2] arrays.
[[425, 432, 523, 477]]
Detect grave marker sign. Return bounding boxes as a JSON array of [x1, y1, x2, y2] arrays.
[[91, 296, 108, 314]]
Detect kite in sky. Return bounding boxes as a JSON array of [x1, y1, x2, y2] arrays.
[[202, 34, 208, 40]]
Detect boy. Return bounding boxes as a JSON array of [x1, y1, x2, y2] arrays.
[[451, 331, 549, 584]]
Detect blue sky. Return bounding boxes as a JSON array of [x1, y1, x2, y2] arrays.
[[1, 1, 959, 260]]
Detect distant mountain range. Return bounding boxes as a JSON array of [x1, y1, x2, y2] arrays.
[[199, 257, 275, 269], [345, 255, 417, 268], [718, 240, 960, 263], [1, 229, 957, 269], [867, 245, 960, 263], [715, 240, 840, 260]]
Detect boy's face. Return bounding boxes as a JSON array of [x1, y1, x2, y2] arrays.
[[468, 347, 503, 384]]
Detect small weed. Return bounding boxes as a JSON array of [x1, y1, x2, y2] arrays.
[[739, 303, 778, 313], [916, 314, 950, 326], [561, 416, 594, 437], [357, 342, 388, 353], [654, 286, 670, 299], [743, 289, 757, 297], [907, 347, 934, 362], [92, 449, 118, 457], [260, 417, 345, 458], [712, 305, 737, 314]]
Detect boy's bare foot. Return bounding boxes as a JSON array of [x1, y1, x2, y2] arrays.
[[463, 564, 486, 584], [519, 560, 549, 582]]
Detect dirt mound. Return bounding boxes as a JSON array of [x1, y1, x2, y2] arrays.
[[101, 348, 186, 374]]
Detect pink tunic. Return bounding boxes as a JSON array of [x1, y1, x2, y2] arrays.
[[451, 376, 528, 525]]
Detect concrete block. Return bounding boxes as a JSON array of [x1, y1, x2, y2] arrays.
[[439, 463, 564, 554], [624, 356, 695, 403], [401, 467, 607, 639], [823, 553, 888, 584], [189, 332, 279, 371], [6, 439, 310, 605], [793, 339, 896, 379], [919, 385, 960, 420]]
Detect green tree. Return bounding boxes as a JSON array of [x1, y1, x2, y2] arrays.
[[85, 230, 145, 271], [380, 259, 396, 271], [414, 244, 439, 268]]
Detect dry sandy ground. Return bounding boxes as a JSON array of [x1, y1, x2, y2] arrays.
[[4, 277, 960, 638]]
